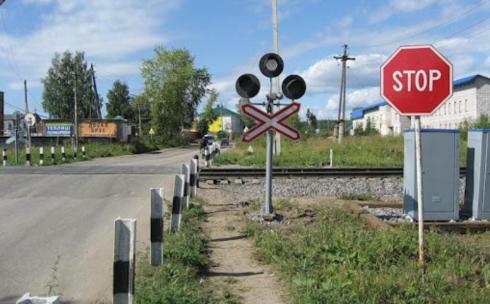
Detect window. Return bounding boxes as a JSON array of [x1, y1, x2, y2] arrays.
[[459, 101, 461, 113], [465, 99, 468, 112]]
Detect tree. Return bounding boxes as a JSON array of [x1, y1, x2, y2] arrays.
[[42, 51, 101, 119], [106, 80, 133, 120], [141, 47, 211, 141], [197, 89, 219, 136], [236, 97, 255, 128]]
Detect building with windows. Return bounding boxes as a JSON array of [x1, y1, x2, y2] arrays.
[[350, 74, 490, 135]]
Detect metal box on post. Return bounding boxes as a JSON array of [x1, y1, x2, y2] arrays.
[[463, 129, 490, 220], [403, 129, 460, 221]]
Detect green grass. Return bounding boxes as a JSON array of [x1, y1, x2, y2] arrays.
[[215, 135, 469, 168], [1, 140, 159, 166], [245, 204, 490, 303], [135, 201, 240, 303]]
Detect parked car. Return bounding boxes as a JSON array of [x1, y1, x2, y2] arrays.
[[221, 138, 229, 147]]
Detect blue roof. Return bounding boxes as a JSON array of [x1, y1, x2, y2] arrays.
[[351, 109, 364, 120], [453, 75, 479, 87]]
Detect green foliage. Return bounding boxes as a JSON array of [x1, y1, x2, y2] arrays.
[[354, 118, 380, 136], [214, 135, 405, 167], [106, 80, 134, 121], [141, 47, 211, 143], [198, 89, 219, 137], [42, 51, 101, 119], [236, 98, 255, 128], [247, 205, 490, 303], [460, 114, 490, 140], [136, 202, 236, 303]]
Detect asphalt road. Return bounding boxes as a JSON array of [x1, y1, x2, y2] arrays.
[[0, 146, 199, 303]]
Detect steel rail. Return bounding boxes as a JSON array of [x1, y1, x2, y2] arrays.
[[199, 167, 467, 178]]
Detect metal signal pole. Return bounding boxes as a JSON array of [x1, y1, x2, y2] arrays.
[[272, 0, 281, 155], [74, 72, 79, 152], [24, 80, 31, 154], [334, 44, 355, 142]]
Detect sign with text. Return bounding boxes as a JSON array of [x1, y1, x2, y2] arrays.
[[381, 45, 453, 115], [46, 122, 73, 136], [80, 121, 118, 138]]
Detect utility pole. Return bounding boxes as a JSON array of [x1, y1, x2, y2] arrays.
[[272, 0, 281, 155], [24, 80, 31, 153], [138, 104, 142, 136], [91, 64, 101, 119], [74, 72, 79, 152], [334, 44, 355, 142]]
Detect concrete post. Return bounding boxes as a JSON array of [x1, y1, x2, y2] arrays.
[[113, 218, 136, 304], [25, 147, 31, 166], [190, 159, 198, 197], [204, 146, 210, 168], [170, 174, 185, 232], [73, 146, 77, 160], [329, 149, 333, 168], [150, 188, 164, 266], [61, 146, 66, 162], [82, 145, 87, 159], [50, 146, 55, 164], [39, 147, 44, 166], [2, 148, 6, 166], [181, 164, 190, 209], [193, 155, 200, 188]]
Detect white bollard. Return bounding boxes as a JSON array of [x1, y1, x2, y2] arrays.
[[51, 146, 55, 164], [204, 146, 211, 168], [82, 146, 87, 159], [61, 146, 66, 162], [2, 148, 7, 167], [150, 188, 164, 266], [181, 164, 190, 209], [39, 147, 44, 166], [190, 159, 198, 197], [170, 174, 185, 232], [329, 149, 333, 168], [113, 218, 136, 304], [25, 147, 31, 166]]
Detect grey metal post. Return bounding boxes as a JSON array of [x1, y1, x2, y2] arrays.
[[25, 147, 31, 166], [170, 174, 185, 232], [150, 188, 164, 266], [39, 146, 44, 166], [190, 159, 198, 197], [2, 148, 6, 166], [61, 146, 66, 162], [181, 164, 190, 209], [113, 218, 136, 304], [50, 146, 55, 164], [263, 78, 274, 215]]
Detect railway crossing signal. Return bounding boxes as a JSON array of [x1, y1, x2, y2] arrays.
[[241, 102, 300, 143], [235, 53, 306, 216]]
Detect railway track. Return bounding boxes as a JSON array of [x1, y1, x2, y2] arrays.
[[199, 167, 467, 178]]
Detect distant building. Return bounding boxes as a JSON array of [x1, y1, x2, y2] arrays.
[[350, 74, 490, 136], [208, 106, 244, 134]]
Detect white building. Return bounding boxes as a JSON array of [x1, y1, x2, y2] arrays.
[[350, 74, 490, 135]]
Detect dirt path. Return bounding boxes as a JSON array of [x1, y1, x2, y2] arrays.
[[199, 186, 287, 304]]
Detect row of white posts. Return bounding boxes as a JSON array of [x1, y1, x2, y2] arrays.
[[2, 146, 87, 166], [113, 155, 199, 304]]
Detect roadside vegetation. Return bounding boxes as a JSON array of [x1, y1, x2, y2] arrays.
[[1, 138, 159, 166], [135, 200, 239, 303], [245, 201, 490, 303]]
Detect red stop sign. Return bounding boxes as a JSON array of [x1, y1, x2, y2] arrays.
[[381, 45, 453, 115]]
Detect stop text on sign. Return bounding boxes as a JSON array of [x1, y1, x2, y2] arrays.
[[392, 69, 441, 92], [381, 45, 453, 115]]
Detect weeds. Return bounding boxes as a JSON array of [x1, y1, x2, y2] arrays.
[[246, 205, 490, 303]]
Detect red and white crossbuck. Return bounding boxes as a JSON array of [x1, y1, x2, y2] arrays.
[[241, 102, 301, 143]]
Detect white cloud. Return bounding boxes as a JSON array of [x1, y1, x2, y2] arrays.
[[317, 86, 381, 119], [0, 0, 181, 89]]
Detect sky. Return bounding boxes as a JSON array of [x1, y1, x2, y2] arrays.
[[0, 0, 490, 120]]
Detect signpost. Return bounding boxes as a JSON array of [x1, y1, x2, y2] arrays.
[[236, 53, 306, 217], [381, 45, 453, 275]]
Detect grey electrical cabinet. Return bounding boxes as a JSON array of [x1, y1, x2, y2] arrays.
[[403, 129, 460, 221], [463, 129, 490, 220]]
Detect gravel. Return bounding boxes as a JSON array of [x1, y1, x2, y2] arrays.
[[219, 177, 466, 202]]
